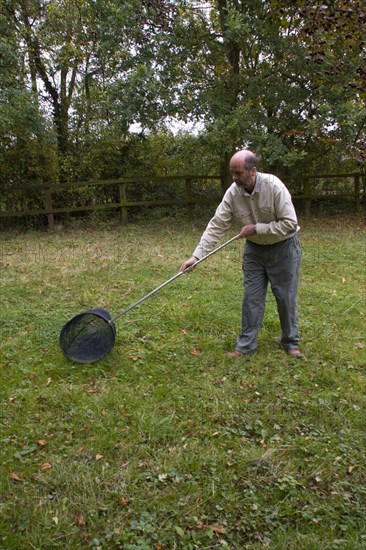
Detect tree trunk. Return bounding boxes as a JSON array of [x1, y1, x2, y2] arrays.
[[217, 0, 241, 192]]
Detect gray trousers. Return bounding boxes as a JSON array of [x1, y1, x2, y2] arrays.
[[235, 235, 301, 353]]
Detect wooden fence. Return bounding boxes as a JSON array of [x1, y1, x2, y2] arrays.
[[0, 172, 364, 230], [302, 172, 365, 217]]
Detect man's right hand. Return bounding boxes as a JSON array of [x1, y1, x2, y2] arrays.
[[180, 255, 198, 273]]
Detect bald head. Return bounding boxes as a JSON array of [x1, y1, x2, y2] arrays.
[[230, 150, 257, 169], [229, 150, 258, 193]]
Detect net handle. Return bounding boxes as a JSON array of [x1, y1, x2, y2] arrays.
[[110, 234, 240, 323]]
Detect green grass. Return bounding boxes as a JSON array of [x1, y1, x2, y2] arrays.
[[0, 215, 365, 549]]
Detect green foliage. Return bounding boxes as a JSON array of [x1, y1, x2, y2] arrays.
[[272, 0, 366, 167], [1, 0, 365, 192]]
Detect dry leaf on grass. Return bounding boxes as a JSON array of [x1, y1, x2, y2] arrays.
[[9, 472, 23, 482], [189, 524, 225, 535], [75, 511, 86, 526], [118, 496, 128, 506]]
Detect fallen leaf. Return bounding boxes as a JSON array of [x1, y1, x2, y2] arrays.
[[95, 454, 103, 461], [46, 377, 52, 386], [75, 511, 86, 526], [191, 348, 201, 355], [190, 524, 224, 535], [129, 355, 139, 361], [37, 440, 46, 447], [40, 463, 52, 470], [9, 472, 23, 482], [118, 496, 128, 506], [181, 329, 188, 334], [347, 466, 355, 474]]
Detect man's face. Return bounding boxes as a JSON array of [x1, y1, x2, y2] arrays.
[[229, 161, 256, 192]]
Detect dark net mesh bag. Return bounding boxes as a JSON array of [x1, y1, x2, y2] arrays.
[[59, 308, 116, 363]]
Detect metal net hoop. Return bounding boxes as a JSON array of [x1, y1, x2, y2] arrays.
[[59, 310, 116, 363]]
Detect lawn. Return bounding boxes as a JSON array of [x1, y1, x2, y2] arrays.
[[0, 214, 365, 549]]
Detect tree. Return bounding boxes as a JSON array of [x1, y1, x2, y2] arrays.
[[7, 0, 94, 154], [1, 0, 364, 191], [293, 0, 366, 164], [0, 2, 57, 187], [142, 0, 365, 179]]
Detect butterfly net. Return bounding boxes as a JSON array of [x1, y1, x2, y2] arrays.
[[59, 309, 116, 363]]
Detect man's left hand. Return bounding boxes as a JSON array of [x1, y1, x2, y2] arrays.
[[239, 224, 256, 238]]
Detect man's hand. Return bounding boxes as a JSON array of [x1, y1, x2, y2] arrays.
[[239, 224, 256, 238], [180, 255, 198, 273]]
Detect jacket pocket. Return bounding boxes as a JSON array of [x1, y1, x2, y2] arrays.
[[233, 208, 252, 223]]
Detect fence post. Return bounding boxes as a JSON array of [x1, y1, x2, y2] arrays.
[[185, 178, 193, 220], [303, 177, 311, 217], [45, 187, 55, 230], [119, 183, 128, 225], [354, 175, 361, 213]]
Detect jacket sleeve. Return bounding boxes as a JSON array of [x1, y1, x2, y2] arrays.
[[192, 190, 234, 259]]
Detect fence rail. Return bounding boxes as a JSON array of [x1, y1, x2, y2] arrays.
[[0, 173, 364, 229]]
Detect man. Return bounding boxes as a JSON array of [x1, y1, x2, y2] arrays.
[[180, 149, 303, 358]]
